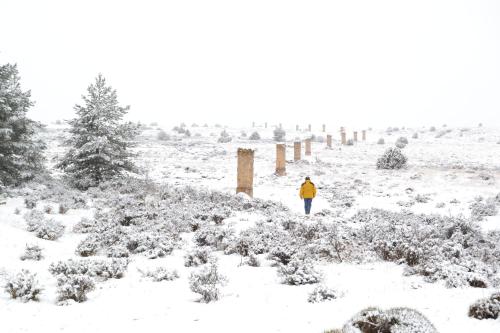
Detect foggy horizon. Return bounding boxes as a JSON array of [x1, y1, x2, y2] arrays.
[[1, 0, 499, 129]]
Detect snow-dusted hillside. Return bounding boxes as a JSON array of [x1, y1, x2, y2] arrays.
[[1, 123, 499, 333]]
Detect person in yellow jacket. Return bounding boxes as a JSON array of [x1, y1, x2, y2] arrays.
[[299, 176, 317, 215]]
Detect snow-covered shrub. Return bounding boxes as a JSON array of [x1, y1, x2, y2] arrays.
[[229, 222, 288, 256], [356, 208, 500, 287], [194, 226, 235, 251], [58, 203, 69, 215], [56, 274, 95, 304], [395, 136, 408, 148], [189, 262, 227, 303], [24, 196, 38, 209], [20, 244, 43, 261], [470, 198, 498, 221], [24, 211, 65, 240], [346, 139, 354, 146], [34, 219, 65, 240], [376, 148, 407, 169], [72, 217, 97, 233], [249, 131, 260, 140], [429, 126, 436, 132], [75, 234, 101, 257], [244, 252, 261, 267], [193, 206, 231, 225], [4, 270, 42, 302], [307, 285, 341, 303], [412, 132, 418, 139], [316, 225, 358, 263], [435, 129, 452, 138], [184, 247, 213, 267], [415, 194, 431, 203], [217, 130, 232, 143], [49, 259, 129, 281], [469, 292, 500, 320], [273, 128, 286, 142], [341, 307, 437, 333], [157, 130, 170, 141], [173, 125, 187, 134], [277, 258, 322, 285], [377, 138, 385, 145], [24, 209, 44, 229], [140, 267, 179, 282], [268, 243, 299, 266], [106, 244, 130, 258], [43, 205, 53, 214]]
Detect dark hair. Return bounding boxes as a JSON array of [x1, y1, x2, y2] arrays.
[[305, 177, 310, 180]]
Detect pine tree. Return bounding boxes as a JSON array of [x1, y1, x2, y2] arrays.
[[0, 63, 45, 189], [57, 74, 138, 189]]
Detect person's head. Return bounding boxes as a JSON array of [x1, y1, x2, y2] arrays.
[[305, 176, 310, 181]]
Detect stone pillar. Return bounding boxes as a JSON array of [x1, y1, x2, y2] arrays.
[[322, 124, 326, 132], [341, 131, 347, 145], [327, 134, 332, 148], [236, 148, 254, 197], [308, 124, 311, 131], [265, 122, 267, 129], [275, 144, 286, 176], [353, 131, 358, 142], [305, 138, 312, 156], [340, 126, 345, 133], [362, 130, 366, 141], [294, 141, 301, 161]]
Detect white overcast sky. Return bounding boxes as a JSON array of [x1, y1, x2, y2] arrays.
[[1, 0, 499, 129]]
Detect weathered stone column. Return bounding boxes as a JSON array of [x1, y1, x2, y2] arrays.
[[236, 148, 254, 197], [362, 130, 366, 141], [294, 141, 301, 161], [341, 131, 347, 145], [353, 131, 358, 142], [327, 134, 332, 148], [308, 124, 311, 131], [305, 138, 312, 156], [340, 126, 345, 133], [275, 144, 286, 176], [322, 124, 326, 132]]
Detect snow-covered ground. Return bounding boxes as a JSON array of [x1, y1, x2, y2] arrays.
[[1, 123, 499, 332]]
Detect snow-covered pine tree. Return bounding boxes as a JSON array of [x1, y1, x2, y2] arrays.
[[0, 63, 46, 189], [57, 74, 138, 189]]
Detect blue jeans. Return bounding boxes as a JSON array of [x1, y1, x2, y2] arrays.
[[304, 198, 313, 215]]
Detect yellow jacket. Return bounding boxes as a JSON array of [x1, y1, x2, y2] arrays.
[[300, 180, 317, 199]]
